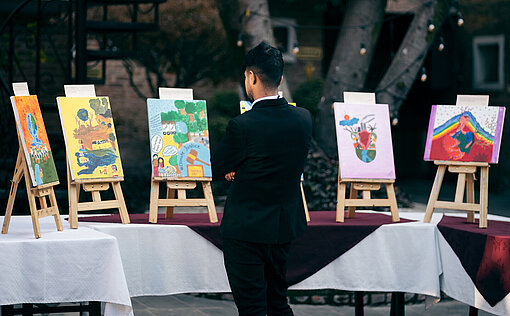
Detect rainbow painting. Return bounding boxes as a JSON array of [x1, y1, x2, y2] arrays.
[[424, 105, 505, 163]]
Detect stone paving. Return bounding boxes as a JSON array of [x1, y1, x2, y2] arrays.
[[131, 293, 496, 315]]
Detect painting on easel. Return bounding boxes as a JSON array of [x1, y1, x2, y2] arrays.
[[147, 99, 211, 178], [11, 95, 58, 186], [57, 96, 124, 179], [333, 103, 396, 179], [240, 101, 252, 114], [424, 105, 506, 163]]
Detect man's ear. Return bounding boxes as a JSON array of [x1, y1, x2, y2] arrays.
[[250, 70, 257, 85], [279, 75, 283, 86]]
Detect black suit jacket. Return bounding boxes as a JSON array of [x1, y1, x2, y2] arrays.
[[212, 97, 312, 244]]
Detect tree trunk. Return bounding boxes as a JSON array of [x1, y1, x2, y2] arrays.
[[315, 0, 387, 158], [375, 0, 449, 118], [216, 0, 292, 101]]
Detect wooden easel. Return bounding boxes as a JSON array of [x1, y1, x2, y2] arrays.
[[63, 85, 130, 228], [148, 87, 218, 223], [424, 95, 492, 228], [335, 92, 400, 222], [2, 82, 63, 238]]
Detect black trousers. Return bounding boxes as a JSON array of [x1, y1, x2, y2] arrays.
[[223, 238, 293, 316]]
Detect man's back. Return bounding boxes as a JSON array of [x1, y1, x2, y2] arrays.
[[213, 97, 312, 244]]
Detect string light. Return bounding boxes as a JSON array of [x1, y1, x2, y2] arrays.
[[457, 12, 464, 26], [392, 118, 399, 126], [237, 34, 243, 47], [359, 43, 367, 55], [427, 19, 435, 32], [438, 36, 445, 51], [420, 67, 427, 82], [292, 43, 299, 55]]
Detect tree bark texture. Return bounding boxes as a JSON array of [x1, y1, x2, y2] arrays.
[[216, 0, 292, 101], [375, 0, 450, 118], [314, 0, 387, 158]]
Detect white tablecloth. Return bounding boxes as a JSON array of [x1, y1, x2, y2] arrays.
[[0, 216, 133, 316], [82, 211, 442, 299]]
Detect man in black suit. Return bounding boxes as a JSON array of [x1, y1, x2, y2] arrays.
[[212, 42, 312, 316]]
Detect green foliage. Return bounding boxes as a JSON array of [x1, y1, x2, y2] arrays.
[[185, 101, 198, 114], [161, 111, 180, 121], [174, 133, 189, 144], [197, 118, 208, 131], [188, 121, 200, 133], [169, 155, 178, 166], [209, 91, 240, 118], [174, 100, 186, 109], [293, 79, 324, 117]]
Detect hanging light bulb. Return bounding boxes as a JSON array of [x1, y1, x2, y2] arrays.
[[457, 12, 464, 26], [392, 118, 399, 126], [292, 43, 299, 55], [438, 37, 445, 52], [420, 67, 428, 82], [427, 20, 435, 32], [359, 43, 367, 55], [237, 34, 243, 47]]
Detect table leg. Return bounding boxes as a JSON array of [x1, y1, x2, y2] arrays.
[[354, 291, 364, 316], [469, 306, 478, 316], [390, 292, 405, 316]]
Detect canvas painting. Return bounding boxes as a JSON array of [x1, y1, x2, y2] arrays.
[[147, 99, 211, 178], [11, 95, 59, 186], [333, 102, 396, 179], [57, 96, 124, 180], [240, 101, 252, 114], [424, 105, 505, 163]]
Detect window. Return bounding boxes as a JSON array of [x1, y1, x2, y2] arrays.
[[272, 17, 297, 63], [473, 35, 504, 90]]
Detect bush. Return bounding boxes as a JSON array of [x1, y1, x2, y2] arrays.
[[209, 90, 241, 118], [293, 79, 323, 117]]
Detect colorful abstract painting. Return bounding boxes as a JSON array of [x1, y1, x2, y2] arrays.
[[424, 105, 505, 163], [11, 96, 59, 186], [333, 102, 396, 179], [147, 99, 211, 178], [57, 97, 124, 180]]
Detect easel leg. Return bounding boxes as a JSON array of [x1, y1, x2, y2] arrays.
[[149, 180, 159, 223], [22, 162, 41, 238], [386, 183, 400, 222], [67, 161, 79, 229], [48, 189, 63, 231], [454, 173, 466, 205], [347, 184, 357, 219], [165, 187, 175, 219], [466, 173, 475, 223], [479, 167, 489, 228], [424, 165, 446, 223], [68, 182, 79, 229], [336, 182, 346, 222], [112, 182, 130, 224], [202, 182, 218, 223], [300, 181, 310, 222], [2, 151, 23, 234]]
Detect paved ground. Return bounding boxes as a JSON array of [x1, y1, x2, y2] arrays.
[[131, 293, 496, 315]]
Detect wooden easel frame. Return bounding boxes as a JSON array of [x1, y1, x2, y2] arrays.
[[62, 85, 130, 228], [335, 92, 400, 222], [424, 95, 492, 228], [148, 88, 218, 223], [2, 83, 63, 238]]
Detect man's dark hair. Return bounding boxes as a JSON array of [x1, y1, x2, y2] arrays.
[[242, 41, 284, 89]]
